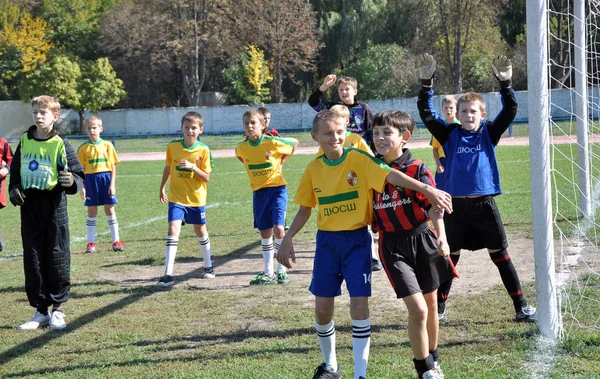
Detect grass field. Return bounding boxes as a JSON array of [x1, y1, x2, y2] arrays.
[[0, 145, 599, 378]]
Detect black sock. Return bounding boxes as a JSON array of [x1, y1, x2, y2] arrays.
[[438, 254, 460, 312], [413, 354, 434, 378], [430, 347, 440, 363], [489, 249, 526, 312]]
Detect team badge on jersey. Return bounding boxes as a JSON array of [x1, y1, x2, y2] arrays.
[[347, 171, 358, 186], [265, 150, 272, 160]]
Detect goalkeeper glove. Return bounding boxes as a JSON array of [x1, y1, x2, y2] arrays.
[[491, 55, 513, 88], [58, 170, 74, 187], [9, 186, 25, 206], [418, 53, 437, 87]]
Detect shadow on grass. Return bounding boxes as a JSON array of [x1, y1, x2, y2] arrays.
[[0, 286, 166, 366], [102, 258, 159, 268], [2, 322, 533, 378], [0, 240, 268, 367]]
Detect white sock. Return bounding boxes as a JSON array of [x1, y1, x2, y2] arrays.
[[275, 238, 286, 274], [198, 235, 212, 268], [107, 214, 120, 242], [261, 237, 274, 276], [165, 236, 178, 276], [86, 217, 96, 243], [316, 320, 337, 373], [352, 318, 371, 379]]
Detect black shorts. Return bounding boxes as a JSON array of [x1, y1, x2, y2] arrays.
[[444, 196, 508, 252], [379, 223, 454, 299]]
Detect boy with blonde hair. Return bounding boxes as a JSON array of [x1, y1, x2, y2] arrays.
[[278, 110, 452, 379], [236, 109, 298, 285], [78, 116, 123, 253], [308, 75, 374, 146], [10, 95, 84, 330], [430, 95, 458, 191], [417, 53, 536, 323], [157, 111, 215, 287], [372, 110, 456, 379], [320, 105, 383, 272]]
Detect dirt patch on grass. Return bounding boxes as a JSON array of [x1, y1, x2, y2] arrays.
[[98, 233, 536, 304]]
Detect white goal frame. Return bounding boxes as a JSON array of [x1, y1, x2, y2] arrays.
[[527, 0, 593, 339]]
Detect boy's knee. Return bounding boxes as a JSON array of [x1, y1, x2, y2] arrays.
[[350, 297, 370, 319]]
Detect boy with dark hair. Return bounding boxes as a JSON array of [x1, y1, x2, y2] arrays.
[[257, 107, 280, 137], [308, 75, 374, 146], [372, 110, 455, 379], [157, 111, 215, 287], [277, 110, 452, 379], [417, 53, 537, 323], [10, 95, 84, 330], [0, 136, 13, 251], [78, 116, 124, 253]]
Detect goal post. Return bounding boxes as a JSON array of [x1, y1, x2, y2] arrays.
[[527, 0, 561, 339]]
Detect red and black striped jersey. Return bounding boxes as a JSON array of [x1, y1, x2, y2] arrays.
[[372, 148, 434, 233]]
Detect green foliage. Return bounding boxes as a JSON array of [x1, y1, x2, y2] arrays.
[[78, 57, 125, 113], [342, 42, 410, 100], [0, 42, 22, 99], [223, 45, 273, 105], [18, 54, 125, 122], [41, 0, 117, 60], [18, 53, 81, 107], [0, 5, 53, 99]]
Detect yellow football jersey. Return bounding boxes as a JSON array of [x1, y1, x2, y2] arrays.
[[235, 135, 296, 191], [295, 147, 390, 231], [430, 137, 445, 159], [166, 139, 213, 206], [316, 132, 372, 157], [77, 139, 119, 174]]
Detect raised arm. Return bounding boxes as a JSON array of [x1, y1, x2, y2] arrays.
[[308, 75, 337, 111], [416, 54, 451, 145], [488, 56, 518, 145]]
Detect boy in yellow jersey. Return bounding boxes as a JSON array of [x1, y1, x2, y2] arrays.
[[429, 95, 458, 191], [236, 109, 298, 285], [10, 95, 84, 330], [78, 116, 123, 253], [277, 110, 452, 379], [157, 111, 214, 287], [316, 105, 384, 273]]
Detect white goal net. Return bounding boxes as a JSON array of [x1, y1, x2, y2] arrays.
[[529, 0, 600, 339]]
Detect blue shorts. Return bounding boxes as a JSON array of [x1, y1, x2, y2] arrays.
[[84, 172, 118, 206], [252, 186, 287, 230], [309, 226, 372, 298], [168, 202, 206, 225]]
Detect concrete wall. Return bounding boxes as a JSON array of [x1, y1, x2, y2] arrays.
[[1, 87, 598, 137]]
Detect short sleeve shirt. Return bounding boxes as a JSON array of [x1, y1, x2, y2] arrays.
[[235, 135, 295, 191], [295, 148, 390, 231], [166, 139, 213, 206], [77, 139, 120, 174]]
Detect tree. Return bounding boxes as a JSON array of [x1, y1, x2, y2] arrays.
[[41, 0, 117, 60], [223, 44, 273, 105], [77, 57, 126, 132], [342, 42, 413, 100], [165, 0, 241, 106], [242, 0, 320, 102], [435, 0, 503, 94], [19, 54, 126, 132], [0, 5, 52, 98], [99, 0, 178, 108]]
